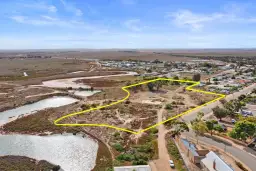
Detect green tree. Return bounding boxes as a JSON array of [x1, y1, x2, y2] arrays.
[[191, 112, 208, 143], [212, 106, 228, 121], [238, 94, 246, 101], [191, 121, 208, 136], [192, 73, 201, 81], [173, 76, 180, 85], [191, 120, 208, 143], [229, 121, 256, 141], [171, 121, 189, 137], [147, 82, 155, 91], [213, 124, 224, 133], [165, 103, 173, 110], [232, 100, 243, 112], [206, 120, 218, 135]]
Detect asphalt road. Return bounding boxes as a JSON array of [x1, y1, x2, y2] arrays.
[[181, 83, 256, 170], [182, 83, 256, 122], [183, 131, 256, 171]]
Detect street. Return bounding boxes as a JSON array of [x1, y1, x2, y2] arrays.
[[181, 83, 256, 171], [182, 83, 256, 122]]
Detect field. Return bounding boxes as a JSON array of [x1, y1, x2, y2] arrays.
[[0, 50, 193, 61]]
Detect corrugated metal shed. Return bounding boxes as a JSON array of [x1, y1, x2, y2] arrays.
[[201, 151, 234, 171]]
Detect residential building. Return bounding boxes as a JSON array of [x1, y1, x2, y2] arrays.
[[178, 138, 209, 164], [201, 151, 234, 171]]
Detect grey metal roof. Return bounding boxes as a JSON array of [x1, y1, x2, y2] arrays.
[[201, 151, 234, 171], [181, 138, 199, 156]]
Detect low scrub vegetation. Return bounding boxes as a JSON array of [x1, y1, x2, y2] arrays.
[[235, 161, 249, 171], [0, 156, 59, 171], [166, 134, 186, 171]]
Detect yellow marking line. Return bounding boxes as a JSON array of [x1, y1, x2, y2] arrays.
[[54, 78, 226, 134]]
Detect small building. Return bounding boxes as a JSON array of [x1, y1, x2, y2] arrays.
[[201, 151, 234, 171], [114, 165, 151, 171], [178, 138, 209, 164]]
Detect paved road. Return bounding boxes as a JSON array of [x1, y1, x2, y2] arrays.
[[183, 131, 256, 171], [182, 83, 256, 122], [181, 83, 256, 171]]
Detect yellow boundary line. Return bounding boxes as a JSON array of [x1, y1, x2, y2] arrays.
[[54, 78, 226, 134]]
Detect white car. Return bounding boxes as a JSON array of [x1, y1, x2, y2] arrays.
[[169, 160, 175, 168]]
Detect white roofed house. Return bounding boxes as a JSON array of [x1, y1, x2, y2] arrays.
[[201, 151, 234, 171]]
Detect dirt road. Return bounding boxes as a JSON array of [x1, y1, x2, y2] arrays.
[[150, 105, 173, 171]]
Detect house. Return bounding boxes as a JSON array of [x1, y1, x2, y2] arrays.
[[178, 138, 209, 164], [114, 165, 151, 171], [201, 151, 234, 171]]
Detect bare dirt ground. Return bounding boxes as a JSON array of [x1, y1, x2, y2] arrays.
[[0, 51, 193, 61], [0, 84, 58, 112], [0, 58, 91, 77], [0, 73, 217, 170]]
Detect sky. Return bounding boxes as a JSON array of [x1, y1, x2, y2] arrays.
[[1, 0, 256, 49]]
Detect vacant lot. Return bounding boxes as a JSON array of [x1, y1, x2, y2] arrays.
[[0, 58, 92, 77]]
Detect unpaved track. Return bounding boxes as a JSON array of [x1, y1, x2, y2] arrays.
[[151, 105, 173, 171]]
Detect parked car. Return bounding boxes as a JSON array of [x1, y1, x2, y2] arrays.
[[169, 160, 175, 168], [231, 119, 236, 124], [220, 124, 227, 131]]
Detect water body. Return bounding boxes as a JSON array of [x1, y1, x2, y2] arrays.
[[42, 71, 137, 89], [73, 90, 101, 97], [0, 96, 78, 125], [0, 134, 98, 171]]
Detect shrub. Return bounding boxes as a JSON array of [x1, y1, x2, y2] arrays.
[[113, 160, 122, 166], [137, 144, 152, 153], [116, 154, 134, 161], [81, 104, 90, 110], [113, 132, 121, 138], [150, 127, 158, 134], [235, 161, 248, 171], [165, 104, 173, 110], [132, 159, 147, 165], [52, 165, 61, 171], [112, 143, 124, 152], [214, 124, 224, 133]]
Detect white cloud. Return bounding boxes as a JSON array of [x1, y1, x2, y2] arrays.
[[48, 5, 57, 13], [169, 4, 256, 31], [123, 19, 141, 31], [60, 0, 83, 16], [169, 10, 226, 31], [10, 15, 91, 29], [40, 15, 58, 21], [23, 2, 57, 13], [10, 15, 25, 23]]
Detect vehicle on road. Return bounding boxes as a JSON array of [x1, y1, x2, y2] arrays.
[[169, 160, 175, 168]]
